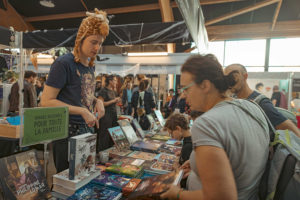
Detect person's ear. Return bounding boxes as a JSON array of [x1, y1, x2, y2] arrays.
[[175, 125, 182, 132]]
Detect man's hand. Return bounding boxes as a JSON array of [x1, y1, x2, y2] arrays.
[[180, 160, 191, 179], [94, 99, 105, 120], [114, 97, 121, 103], [81, 108, 99, 128]]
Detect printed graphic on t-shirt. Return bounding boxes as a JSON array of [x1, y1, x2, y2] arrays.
[[81, 72, 96, 111]]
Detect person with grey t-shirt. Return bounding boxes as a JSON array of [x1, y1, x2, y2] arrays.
[[161, 54, 269, 200]]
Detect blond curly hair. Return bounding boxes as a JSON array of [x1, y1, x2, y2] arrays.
[[74, 8, 109, 67]]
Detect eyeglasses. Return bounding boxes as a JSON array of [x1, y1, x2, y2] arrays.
[[180, 82, 195, 93]]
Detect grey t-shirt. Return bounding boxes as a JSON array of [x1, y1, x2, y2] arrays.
[[187, 99, 269, 200]]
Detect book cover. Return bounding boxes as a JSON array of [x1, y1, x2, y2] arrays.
[[106, 156, 144, 167], [67, 182, 122, 200], [0, 150, 52, 200], [105, 164, 143, 178], [151, 134, 171, 141], [108, 126, 130, 151], [122, 178, 142, 196], [159, 144, 182, 155], [130, 140, 162, 154], [69, 133, 97, 180], [132, 119, 145, 138], [127, 170, 183, 200], [91, 172, 130, 191], [165, 139, 182, 146], [154, 110, 165, 127], [127, 151, 157, 161], [118, 120, 140, 145], [146, 114, 159, 131]]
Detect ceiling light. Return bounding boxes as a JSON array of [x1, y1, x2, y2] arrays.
[[40, 0, 55, 8], [127, 52, 168, 57]]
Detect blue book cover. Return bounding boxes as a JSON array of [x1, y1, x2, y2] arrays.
[[91, 172, 130, 191], [130, 140, 161, 154], [67, 183, 122, 200]]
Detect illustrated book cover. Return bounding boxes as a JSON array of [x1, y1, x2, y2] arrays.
[[159, 144, 182, 155], [108, 126, 130, 151], [69, 133, 97, 180], [118, 120, 140, 145], [130, 140, 162, 154], [0, 150, 52, 200], [67, 182, 122, 200], [127, 170, 183, 200], [127, 151, 157, 161], [91, 172, 130, 191]]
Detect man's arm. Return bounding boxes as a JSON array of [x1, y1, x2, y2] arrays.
[[276, 119, 300, 137]]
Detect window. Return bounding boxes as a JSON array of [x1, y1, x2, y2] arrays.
[[269, 38, 300, 66], [224, 39, 266, 67], [191, 41, 225, 65]]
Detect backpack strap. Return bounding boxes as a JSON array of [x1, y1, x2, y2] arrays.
[[253, 94, 269, 107], [225, 100, 276, 141]]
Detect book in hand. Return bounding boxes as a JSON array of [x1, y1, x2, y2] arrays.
[[67, 182, 122, 200], [91, 172, 131, 191], [108, 126, 130, 151], [52, 168, 100, 194], [69, 133, 97, 180], [127, 170, 183, 200], [0, 150, 52, 200]]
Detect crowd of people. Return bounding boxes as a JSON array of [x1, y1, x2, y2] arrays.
[[3, 8, 299, 200]]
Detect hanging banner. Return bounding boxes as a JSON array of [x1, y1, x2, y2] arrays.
[[21, 107, 68, 147]]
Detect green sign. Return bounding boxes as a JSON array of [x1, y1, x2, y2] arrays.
[[22, 107, 69, 147]]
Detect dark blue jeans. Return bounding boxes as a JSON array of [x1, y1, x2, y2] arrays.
[[53, 123, 94, 173]]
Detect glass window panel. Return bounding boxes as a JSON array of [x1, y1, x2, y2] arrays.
[[224, 40, 266, 66], [269, 38, 300, 66], [269, 67, 300, 72]]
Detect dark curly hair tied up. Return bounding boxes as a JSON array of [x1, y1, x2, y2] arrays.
[[181, 54, 238, 93]]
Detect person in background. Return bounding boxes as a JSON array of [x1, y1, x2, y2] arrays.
[[255, 82, 264, 93], [8, 70, 37, 116], [96, 75, 121, 151], [41, 9, 108, 172], [164, 113, 192, 188], [169, 87, 187, 113], [121, 80, 133, 115], [131, 79, 155, 119], [271, 85, 281, 107], [161, 54, 269, 200], [166, 89, 174, 104], [224, 64, 300, 137], [95, 80, 102, 97]]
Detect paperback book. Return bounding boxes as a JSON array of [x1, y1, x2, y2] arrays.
[[105, 164, 143, 178], [131, 119, 145, 138], [122, 178, 142, 197], [159, 144, 182, 155], [108, 126, 130, 151], [127, 170, 183, 200], [130, 140, 162, 154], [91, 172, 130, 191], [106, 147, 132, 158], [118, 120, 140, 145], [0, 150, 52, 200], [69, 133, 97, 180], [151, 134, 171, 141], [67, 182, 122, 200], [127, 151, 157, 161]]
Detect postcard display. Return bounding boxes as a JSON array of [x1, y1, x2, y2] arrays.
[[49, 113, 183, 199]]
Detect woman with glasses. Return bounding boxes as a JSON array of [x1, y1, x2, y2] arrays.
[[161, 54, 269, 200]]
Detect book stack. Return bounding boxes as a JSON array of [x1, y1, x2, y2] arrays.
[[122, 178, 142, 197], [127, 170, 183, 200], [52, 169, 100, 196], [105, 156, 144, 178], [67, 182, 122, 200], [69, 133, 97, 180]]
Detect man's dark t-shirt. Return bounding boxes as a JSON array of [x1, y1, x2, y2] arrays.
[[247, 91, 286, 128], [46, 53, 96, 124], [271, 91, 281, 107]]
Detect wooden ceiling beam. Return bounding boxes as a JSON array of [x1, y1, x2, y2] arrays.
[[25, 0, 247, 23], [0, 2, 34, 31], [80, 0, 88, 11], [159, 0, 175, 53], [24, 3, 161, 22], [207, 20, 300, 40], [271, 0, 282, 30], [205, 0, 280, 26]]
